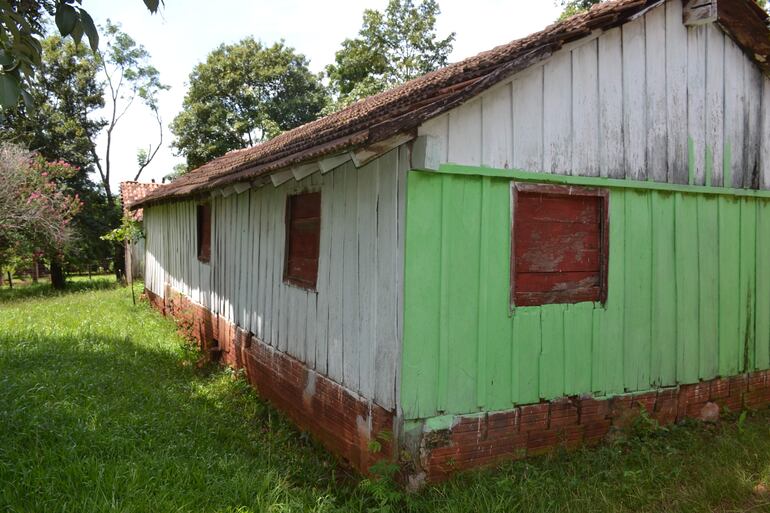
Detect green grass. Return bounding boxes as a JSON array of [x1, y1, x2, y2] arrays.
[[2, 280, 770, 512]]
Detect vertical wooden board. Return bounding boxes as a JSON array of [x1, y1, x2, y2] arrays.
[[598, 28, 624, 179], [401, 171, 442, 419], [724, 38, 745, 188], [416, 115, 448, 170], [675, 193, 700, 383], [275, 188, 288, 349], [718, 196, 741, 376], [543, 50, 572, 175], [755, 200, 770, 369], [539, 304, 564, 399], [305, 292, 317, 367], [563, 302, 593, 395], [572, 40, 599, 177], [264, 189, 276, 344], [512, 66, 544, 171], [739, 199, 756, 371], [481, 82, 513, 169], [327, 166, 346, 382], [444, 176, 482, 414], [705, 24, 724, 186], [761, 76, 770, 189], [596, 190, 625, 394], [395, 146, 408, 409], [257, 189, 270, 339], [374, 150, 398, 408], [315, 172, 333, 374], [745, 60, 762, 190], [476, 177, 490, 409], [239, 192, 251, 328], [483, 178, 514, 410], [650, 192, 677, 386], [622, 18, 647, 180], [623, 190, 652, 391], [687, 25, 707, 185], [247, 191, 258, 334], [697, 195, 719, 379], [666, 0, 688, 184], [645, 6, 667, 183], [357, 159, 378, 399], [342, 163, 360, 391], [447, 98, 482, 166], [514, 309, 541, 404]]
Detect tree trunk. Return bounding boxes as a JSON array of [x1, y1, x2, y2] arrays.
[[7, 271, 12, 289], [50, 259, 65, 289], [114, 242, 126, 284], [32, 257, 39, 284]]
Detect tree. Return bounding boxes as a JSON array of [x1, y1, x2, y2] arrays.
[[325, 0, 455, 110], [171, 39, 328, 171], [92, 21, 167, 203], [0, 35, 117, 282], [0, 0, 162, 110], [556, 0, 601, 20], [0, 143, 82, 288]]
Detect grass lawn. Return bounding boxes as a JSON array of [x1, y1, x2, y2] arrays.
[[2, 277, 770, 512]]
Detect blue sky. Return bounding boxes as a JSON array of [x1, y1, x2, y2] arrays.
[[85, 0, 561, 190]]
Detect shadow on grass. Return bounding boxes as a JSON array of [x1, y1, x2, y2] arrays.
[[0, 330, 351, 513], [0, 276, 119, 303]]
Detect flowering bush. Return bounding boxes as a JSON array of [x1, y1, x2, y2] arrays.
[[0, 143, 83, 256]]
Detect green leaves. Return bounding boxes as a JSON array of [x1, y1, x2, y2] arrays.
[[0, 73, 21, 107], [171, 39, 328, 170], [326, 0, 455, 108], [54, 4, 79, 37], [143, 0, 163, 13], [53, 5, 99, 52]]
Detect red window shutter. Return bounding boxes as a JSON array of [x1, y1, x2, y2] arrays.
[[197, 203, 211, 263], [284, 192, 321, 289], [512, 184, 608, 307]]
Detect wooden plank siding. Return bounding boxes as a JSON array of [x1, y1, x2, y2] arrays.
[[142, 148, 407, 410], [417, 0, 770, 191], [402, 170, 770, 420]]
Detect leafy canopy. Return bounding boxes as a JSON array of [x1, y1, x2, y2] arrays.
[[0, 0, 162, 110], [171, 38, 328, 171], [326, 0, 455, 110]]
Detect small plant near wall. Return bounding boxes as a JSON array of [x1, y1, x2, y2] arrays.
[[101, 216, 144, 245]]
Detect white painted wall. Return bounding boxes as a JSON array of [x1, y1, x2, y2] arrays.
[[144, 147, 407, 409], [419, 0, 770, 189]]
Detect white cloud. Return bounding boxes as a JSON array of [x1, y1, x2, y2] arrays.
[[84, 0, 560, 190]]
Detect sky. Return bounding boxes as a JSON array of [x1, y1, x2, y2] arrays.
[[84, 0, 562, 192]]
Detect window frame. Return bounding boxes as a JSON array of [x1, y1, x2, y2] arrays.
[[283, 191, 322, 291], [196, 202, 212, 263], [510, 182, 609, 308]]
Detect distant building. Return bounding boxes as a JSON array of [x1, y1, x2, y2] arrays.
[[119, 181, 162, 282]]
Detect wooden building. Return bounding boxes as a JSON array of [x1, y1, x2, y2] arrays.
[[120, 181, 162, 282], [133, 0, 770, 481]]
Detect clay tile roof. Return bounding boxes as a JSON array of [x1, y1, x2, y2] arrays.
[[120, 181, 163, 221], [133, 0, 770, 209]]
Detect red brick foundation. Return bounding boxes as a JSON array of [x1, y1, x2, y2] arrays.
[[416, 372, 770, 481], [145, 288, 395, 473]]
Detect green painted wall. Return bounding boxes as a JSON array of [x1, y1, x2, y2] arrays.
[[401, 168, 770, 420]]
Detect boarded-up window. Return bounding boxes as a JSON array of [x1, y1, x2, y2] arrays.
[[511, 183, 608, 307], [284, 192, 321, 289], [197, 203, 211, 263]]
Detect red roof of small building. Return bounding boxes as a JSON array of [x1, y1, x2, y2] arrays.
[[120, 181, 163, 221], [132, 0, 770, 209]]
